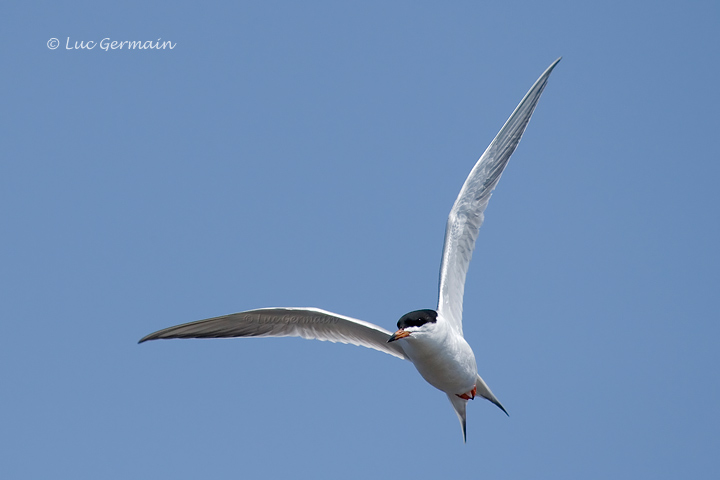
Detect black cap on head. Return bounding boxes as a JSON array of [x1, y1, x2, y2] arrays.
[[397, 309, 438, 330]]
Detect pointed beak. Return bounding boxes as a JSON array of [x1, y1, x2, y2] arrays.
[[387, 329, 410, 343]]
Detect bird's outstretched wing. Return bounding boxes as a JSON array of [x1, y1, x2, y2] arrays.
[[437, 58, 561, 334], [139, 307, 408, 360]]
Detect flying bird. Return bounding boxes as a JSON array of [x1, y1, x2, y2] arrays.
[[140, 58, 561, 442]]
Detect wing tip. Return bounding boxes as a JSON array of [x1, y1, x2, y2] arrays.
[[138, 329, 172, 344], [542, 57, 562, 78], [138, 333, 156, 344]]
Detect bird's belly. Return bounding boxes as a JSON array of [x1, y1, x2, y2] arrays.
[[403, 336, 477, 395]]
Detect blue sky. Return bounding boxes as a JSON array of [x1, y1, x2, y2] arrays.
[[2, 1, 718, 478]]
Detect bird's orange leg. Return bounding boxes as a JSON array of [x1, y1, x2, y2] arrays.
[[456, 385, 477, 400]]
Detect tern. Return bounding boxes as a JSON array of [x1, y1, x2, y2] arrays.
[[140, 58, 560, 442]]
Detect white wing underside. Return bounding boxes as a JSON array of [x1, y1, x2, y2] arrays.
[[437, 58, 561, 334], [139, 307, 408, 360]]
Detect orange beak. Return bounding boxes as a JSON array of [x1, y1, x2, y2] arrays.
[[387, 329, 410, 343]]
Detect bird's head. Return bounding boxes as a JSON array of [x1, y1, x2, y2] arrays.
[[387, 309, 438, 342]]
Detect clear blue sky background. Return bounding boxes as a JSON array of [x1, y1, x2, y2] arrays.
[[2, 1, 718, 478]]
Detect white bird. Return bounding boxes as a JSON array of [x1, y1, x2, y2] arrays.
[[140, 58, 561, 442]]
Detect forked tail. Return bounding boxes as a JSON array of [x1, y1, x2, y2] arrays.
[[476, 374, 508, 416], [446, 375, 508, 443], [446, 394, 468, 443]]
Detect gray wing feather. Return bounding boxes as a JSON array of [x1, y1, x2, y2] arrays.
[[437, 58, 561, 334], [139, 307, 407, 360]]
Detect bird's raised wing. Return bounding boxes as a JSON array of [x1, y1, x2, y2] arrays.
[[437, 58, 561, 334], [139, 307, 408, 360]]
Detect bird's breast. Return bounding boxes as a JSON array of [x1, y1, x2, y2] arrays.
[[402, 331, 477, 395]]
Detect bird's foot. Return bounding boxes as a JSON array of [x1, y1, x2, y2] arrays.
[[456, 386, 477, 401]]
